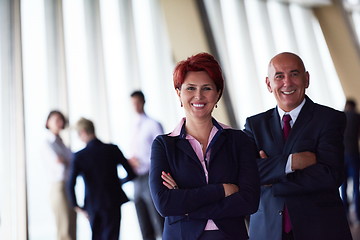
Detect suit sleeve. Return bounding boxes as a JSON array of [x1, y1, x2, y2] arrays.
[[272, 111, 346, 196], [115, 146, 137, 183], [244, 117, 289, 185], [149, 136, 225, 217], [188, 135, 260, 220], [67, 154, 81, 208]]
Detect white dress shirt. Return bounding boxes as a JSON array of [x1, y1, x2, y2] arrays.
[[131, 113, 163, 175], [43, 131, 73, 182]]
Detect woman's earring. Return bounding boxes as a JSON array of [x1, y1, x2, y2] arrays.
[[215, 104, 218, 108]]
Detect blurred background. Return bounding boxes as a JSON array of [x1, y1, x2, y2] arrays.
[[1, 0, 360, 239]]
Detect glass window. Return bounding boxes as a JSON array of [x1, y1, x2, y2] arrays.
[[204, 0, 345, 127], [343, 0, 360, 46], [20, 0, 175, 239]]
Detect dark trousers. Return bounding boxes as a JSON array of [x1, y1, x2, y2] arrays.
[[134, 173, 164, 240], [89, 206, 121, 240], [341, 153, 360, 221]]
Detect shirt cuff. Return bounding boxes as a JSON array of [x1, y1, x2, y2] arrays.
[[285, 154, 294, 174]]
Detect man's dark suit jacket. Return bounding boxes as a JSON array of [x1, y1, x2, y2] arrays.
[[244, 96, 352, 240], [149, 123, 260, 240], [67, 138, 136, 214], [344, 110, 360, 154]]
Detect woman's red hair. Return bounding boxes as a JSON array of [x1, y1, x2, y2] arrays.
[[173, 52, 224, 100]]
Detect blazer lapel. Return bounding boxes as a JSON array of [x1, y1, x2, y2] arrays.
[[176, 138, 201, 164], [209, 131, 227, 164]]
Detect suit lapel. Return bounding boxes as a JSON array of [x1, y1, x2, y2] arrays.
[[283, 96, 315, 153], [269, 108, 285, 148]]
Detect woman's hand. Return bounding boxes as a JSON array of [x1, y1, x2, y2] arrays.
[[161, 171, 178, 189], [223, 183, 239, 197]]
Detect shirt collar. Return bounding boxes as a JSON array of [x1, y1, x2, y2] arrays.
[[86, 137, 99, 147], [277, 98, 306, 124], [135, 112, 146, 121], [46, 131, 58, 143], [168, 117, 230, 137]]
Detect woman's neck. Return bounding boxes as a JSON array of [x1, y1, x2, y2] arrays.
[[185, 118, 213, 149], [50, 129, 60, 136]]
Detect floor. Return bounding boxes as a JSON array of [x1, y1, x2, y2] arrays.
[[349, 207, 360, 240]]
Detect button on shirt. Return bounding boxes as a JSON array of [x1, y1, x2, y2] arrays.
[[169, 118, 231, 230]]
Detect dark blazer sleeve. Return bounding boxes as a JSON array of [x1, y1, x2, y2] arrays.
[[114, 146, 136, 183], [244, 101, 346, 196], [244, 112, 289, 185], [272, 109, 346, 196], [149, 135, 225, 217], [67, 153, 81, 208]]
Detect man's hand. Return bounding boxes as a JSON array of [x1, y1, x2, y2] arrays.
[[75, 206, 89, 219], [291, 151, 316, 171], [128, 157, 140, 169], [223, 184, 239, 197], [259, 150, 268, 159], [259, 150, 273, 186]]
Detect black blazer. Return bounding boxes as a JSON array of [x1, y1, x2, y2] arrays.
[[149, 121, 260, 240], [244, 96, 352, 240], [67, 138, 136, 213]]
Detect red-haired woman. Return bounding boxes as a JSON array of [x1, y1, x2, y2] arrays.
[[149, 53, 260, 239]]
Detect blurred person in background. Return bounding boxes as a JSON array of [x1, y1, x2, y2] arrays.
[[129, 90, 164, 240], [44, 110, 76, 240], [67, 117, 136, 240], [341, 98, 360, 224]]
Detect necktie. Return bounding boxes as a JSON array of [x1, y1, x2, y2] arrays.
[[282, 114, 292, 233], [282, 114, 292, 140]]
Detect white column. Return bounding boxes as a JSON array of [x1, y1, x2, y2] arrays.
[[219, 0, 263, 127], [0, 0, 28, 239]]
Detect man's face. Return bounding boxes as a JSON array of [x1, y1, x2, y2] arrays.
[[266, 53, 309, 112], [131, 96, 144, 114]]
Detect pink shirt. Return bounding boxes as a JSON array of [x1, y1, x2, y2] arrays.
[[169, 118, 231, 230]]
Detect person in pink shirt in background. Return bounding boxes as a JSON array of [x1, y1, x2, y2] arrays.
[[129, 90, 164, 240], [149, 52, 260, 240]]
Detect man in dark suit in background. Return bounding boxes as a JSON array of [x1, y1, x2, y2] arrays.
[[244, 52, 352, 240], [67, 117, 136, 240], [341, 99, 360, 224]]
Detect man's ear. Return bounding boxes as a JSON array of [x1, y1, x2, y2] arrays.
[[305, 71, 310, 88], [266, 77, 272, 93]]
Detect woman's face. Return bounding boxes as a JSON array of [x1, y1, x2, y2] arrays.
[[47, 113, 64, 134], [176, 71, 220, 121]]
